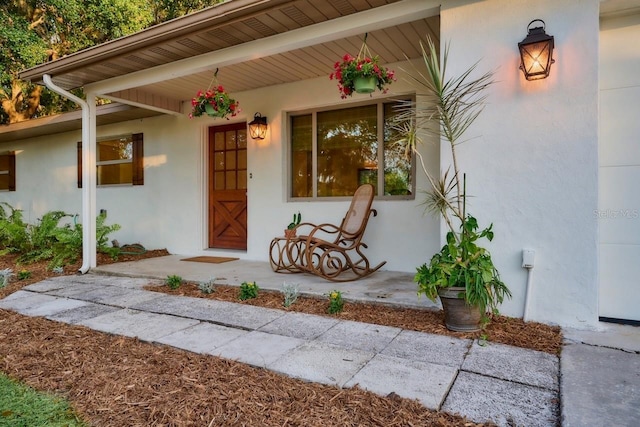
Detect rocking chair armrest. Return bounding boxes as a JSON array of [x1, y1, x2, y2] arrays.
[[305, 222, 341, 238], [292, 222, 342, 244]]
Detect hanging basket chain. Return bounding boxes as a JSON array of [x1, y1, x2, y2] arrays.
[[206, 68, 220, 91], [356, 33, 373, 61]]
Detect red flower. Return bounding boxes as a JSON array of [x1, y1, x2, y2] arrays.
[[330, 53, 395, 98], [190, 86, 240, 119]]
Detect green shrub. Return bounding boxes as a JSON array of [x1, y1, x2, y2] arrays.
[[0, 202, 29, 254], [165, 275, 183, 290], [0, 204, 121, 269], [238, 281, 259, 300]]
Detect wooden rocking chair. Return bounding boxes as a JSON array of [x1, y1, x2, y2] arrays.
[[271, 184, 386, 282]]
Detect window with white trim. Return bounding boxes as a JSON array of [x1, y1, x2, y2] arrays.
[[289, 99, 413, 199], [77, 133, 143, 187]]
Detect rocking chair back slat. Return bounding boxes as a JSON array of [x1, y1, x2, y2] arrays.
[[342, 184, 374, 237]]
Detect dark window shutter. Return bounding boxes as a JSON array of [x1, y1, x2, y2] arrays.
[[7, 152, 15, 191], [77, 141, 82, 188], [132, 133, 144, 185]]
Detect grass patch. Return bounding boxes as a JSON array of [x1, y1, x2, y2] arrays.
[[0, 372, 86, 426]]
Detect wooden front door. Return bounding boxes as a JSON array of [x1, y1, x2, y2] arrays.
[[208, 123, 247, 250]]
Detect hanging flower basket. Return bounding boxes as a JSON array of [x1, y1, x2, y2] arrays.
[[189, 70, 240, 119], [329, 34, 395, 99]]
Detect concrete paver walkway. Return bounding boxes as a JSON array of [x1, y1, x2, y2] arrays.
[[0, 274, 560, 427], [3, 255, 640, 427]]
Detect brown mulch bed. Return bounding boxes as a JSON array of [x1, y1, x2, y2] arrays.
[[0, 309, 490, 426], [0, 250, 560, 426]]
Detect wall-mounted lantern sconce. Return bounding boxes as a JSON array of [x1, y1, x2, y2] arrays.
[[249, 113, 268, 139], [518, 19, 555, 81]]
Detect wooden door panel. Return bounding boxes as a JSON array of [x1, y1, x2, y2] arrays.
[[208, 123, 248, 250], [210, 190, 247, 249]]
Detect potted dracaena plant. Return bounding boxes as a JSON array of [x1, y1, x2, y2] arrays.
[[393, 37, 511, 331]]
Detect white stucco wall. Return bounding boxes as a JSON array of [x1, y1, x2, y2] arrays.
[[1, 0, 606, 328], [440, 0, 600, 327]]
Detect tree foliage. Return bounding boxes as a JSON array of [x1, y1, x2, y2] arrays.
[[1, 0, 223, 125]]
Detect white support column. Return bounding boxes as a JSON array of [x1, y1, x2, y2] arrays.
[[85, 92, 98, 269]]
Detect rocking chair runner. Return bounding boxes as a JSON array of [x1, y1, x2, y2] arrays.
[[269, 184, 386, 282]]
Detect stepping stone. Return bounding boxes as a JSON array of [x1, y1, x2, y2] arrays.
[[270, 341, 374, 387], [344, 353, 458, 409], [442, 371, 558, 427], [382, 329, 470, 367], [463, 341, 559, 390]]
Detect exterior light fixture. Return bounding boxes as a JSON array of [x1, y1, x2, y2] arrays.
[[249, 113, 268, 139], [518, 19, 555, 81]]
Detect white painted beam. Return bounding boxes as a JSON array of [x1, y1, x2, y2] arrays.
[[103, 89, 183, 116]]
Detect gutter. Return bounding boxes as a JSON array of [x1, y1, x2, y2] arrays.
[[42, 75, 94, 274]]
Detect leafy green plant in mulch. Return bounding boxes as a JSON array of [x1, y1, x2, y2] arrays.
[[0, 269, 13, 289], [327, 290, 344, 314], [17, 269, 31, 280], [198, 278, 216, 294], [281, 282, 299, 307], [0, 372, 87, 426], [238, 281, 259, 301], [0, 203, 121, 269], [165, 275, 183, 290]]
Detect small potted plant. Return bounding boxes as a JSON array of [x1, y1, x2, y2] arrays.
[[330, 34, 395, 99], [190, 85, 240, 119], [284, 212, 301, 239]]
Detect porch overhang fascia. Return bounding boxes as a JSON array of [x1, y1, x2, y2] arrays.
[[85, 0, 440, 96], [18, 0, 294, 87]]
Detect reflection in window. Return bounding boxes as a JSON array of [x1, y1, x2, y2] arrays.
[[97, 135, 133, 185], [290, 100, 412, 198]]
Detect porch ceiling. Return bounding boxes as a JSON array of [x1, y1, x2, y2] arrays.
[[20, 0, 440, 104]]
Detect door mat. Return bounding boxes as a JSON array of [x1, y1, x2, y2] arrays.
[[180, 256, 239, 264]]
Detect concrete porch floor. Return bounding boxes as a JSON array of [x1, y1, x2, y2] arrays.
[[92, 254, 440, 311]]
